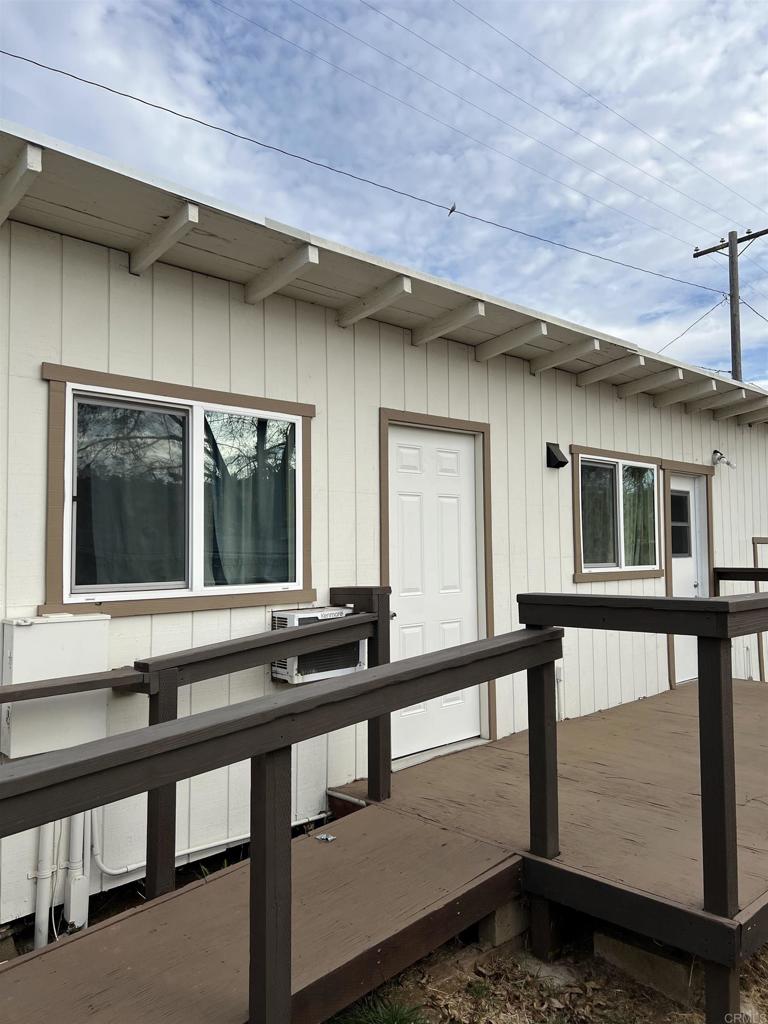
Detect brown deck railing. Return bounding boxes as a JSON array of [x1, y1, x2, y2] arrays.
[[518, 591, 768, 1024], [0, 622, 563, 1023], [0, 586, 390, 898], [712, 567, 768, 681]]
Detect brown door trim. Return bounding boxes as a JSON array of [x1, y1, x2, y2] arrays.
[[379, 408, 497, 739]]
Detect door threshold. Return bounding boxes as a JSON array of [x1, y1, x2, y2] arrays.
[[393, 736, 486, 772]]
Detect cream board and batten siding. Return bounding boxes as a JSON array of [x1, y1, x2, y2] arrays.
[[2, 221, 768, 880]]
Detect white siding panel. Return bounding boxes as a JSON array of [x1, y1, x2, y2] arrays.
[[4, 223, 768, 921]]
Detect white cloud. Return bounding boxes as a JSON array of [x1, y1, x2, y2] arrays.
[[0, 0, 766, 379]]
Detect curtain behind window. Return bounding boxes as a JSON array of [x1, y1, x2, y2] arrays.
[[622, 466, 656, 566], [75, 402, 187, 588], [204, 411, 296, 586], [581, 461, 617, 567]]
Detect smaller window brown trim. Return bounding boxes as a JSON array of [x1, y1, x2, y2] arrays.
[[572, 445, 663, 583], [42, 365, 315, 618]]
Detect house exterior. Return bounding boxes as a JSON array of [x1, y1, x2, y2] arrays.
[[1, 122, 767, 927]]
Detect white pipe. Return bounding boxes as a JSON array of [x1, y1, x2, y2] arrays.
[[64, 812, 90, 931], [68, 814, 84, 879], [90, 808, 330, 877], [33, 822, 55, 949]]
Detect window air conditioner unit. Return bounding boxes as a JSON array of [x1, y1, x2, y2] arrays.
[[271, 607, 366, 685]]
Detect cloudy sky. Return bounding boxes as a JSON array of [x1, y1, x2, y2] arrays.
[[1, 0, 767, 381]]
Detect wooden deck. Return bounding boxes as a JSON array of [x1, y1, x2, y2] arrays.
[[1, 680, 767, 1022]]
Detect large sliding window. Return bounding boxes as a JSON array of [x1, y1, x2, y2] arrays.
[[576, 451, 659, 577], [66, 384, 303, 604]]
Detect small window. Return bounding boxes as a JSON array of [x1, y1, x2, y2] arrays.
[[578, 454, 659, 573], [66, 385, 304, 603], [670, 490, 692, 558]]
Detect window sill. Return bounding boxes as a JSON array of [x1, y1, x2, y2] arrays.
[[573, 569, 664, 584], [39, 588, 318, 618]]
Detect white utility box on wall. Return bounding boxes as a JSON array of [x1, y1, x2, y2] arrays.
[[0, 613, 110, 923]]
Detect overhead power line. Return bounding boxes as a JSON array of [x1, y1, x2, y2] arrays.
[[288, 0, 721, 244], [206, 0, 717, 258], [356, 0, 753, 232], [0, 48, 724, 296], [656, 298, 728, 354], [450, 0, 768, 220], [742, 299, 768, 326]]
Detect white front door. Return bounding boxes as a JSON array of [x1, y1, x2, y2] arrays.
[[388, 424, 483, 759], [670, 474, 708, 683]]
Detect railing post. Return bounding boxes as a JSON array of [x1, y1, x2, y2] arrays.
[[697, 635, 740, 1023], [249, 745, 292, 1024], [366, 589, 392, 802], [329, 586, 392, 802], [145, 668, 179, 900], [526, 626, 560, 960]]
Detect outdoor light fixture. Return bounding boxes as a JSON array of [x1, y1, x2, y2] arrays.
[[712, 449, 736, 469], [546, 442, 569, 469]]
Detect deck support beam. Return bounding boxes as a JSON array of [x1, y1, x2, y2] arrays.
[[145, 670, 180, 900], [249, 745, 292, 1024], [698, 636, 740, 1024]]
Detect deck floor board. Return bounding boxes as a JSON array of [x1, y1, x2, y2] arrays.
[[1, 681, 767, 1022], [344, 680, 768, 909]]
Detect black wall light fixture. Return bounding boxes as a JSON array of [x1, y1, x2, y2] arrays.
[[546, 442, 569, 469]]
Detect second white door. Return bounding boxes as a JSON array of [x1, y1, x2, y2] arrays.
[[670, 473, 708, 683], [388, 424, 482, 759]]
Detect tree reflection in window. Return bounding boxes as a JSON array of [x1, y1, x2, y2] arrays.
[[75, 401, 187, 587], [204, 411, 296, 585]]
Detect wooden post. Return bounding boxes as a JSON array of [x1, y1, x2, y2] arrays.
[[526, 630, 560, 960], [527, 658, 560, 859], [329, 586, 393, 802], [697, 636, 740, 1023], [145, 669, 179, 900], [367, 589, 392, 802], [249, 745, 292, 1024]]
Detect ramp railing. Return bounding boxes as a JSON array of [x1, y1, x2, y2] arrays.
[[518, 590, 768, 1024], [0, 622, 563, 1023]]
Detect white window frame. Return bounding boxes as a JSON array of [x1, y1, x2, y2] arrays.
[[62, 381, 304, 604], [578, 453, 660, 574]]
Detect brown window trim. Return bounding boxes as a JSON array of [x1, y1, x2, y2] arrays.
[[571, 444, 663, 584], [41, 364, 315, 617]]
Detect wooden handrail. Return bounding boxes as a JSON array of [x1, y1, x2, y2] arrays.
[[0, 624, 563, 1024], [0, 667, 144, 704], [518, 590, 768, 638], [713, 566, 768, 596], [134, 612, 376, 680], [0, 626, 563, 835]]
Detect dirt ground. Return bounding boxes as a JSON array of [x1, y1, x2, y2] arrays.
[[338, 934, 768, 1024]]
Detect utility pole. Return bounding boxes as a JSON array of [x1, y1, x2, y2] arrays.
[[693, 226, 768, 382]]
